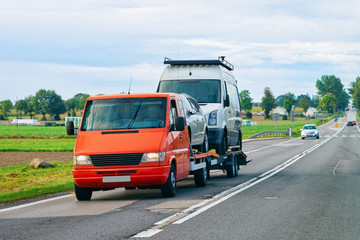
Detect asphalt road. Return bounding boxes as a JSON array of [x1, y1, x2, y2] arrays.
[[1, 120, 360, 240]]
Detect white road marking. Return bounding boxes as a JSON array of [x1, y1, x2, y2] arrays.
[[132, 229, 163, 238], [0, 194, 72, 213], [132, 124, 346, 238]]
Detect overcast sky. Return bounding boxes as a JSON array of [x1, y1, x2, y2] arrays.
[[1, 0, 360, 102]]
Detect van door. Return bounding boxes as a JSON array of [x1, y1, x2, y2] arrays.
[[169, 99, 189, 179], [224, 82, 241, 145]]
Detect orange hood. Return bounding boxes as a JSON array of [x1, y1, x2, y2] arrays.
[[74, 129, 166, 155]]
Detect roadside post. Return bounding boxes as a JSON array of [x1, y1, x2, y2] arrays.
[[291, 105, 295, 130], [334, 118, 338, 127], [272, 113, 280, 131]]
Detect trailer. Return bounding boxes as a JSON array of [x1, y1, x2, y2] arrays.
[[190, 146, 249, 187]]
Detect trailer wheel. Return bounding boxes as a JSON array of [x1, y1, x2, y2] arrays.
[[226, 156, 238, 178], [234, 159, 239, 177], [74, 183, 92, 201], [194, 163, 208, 187], [161, 164, 176, 197]]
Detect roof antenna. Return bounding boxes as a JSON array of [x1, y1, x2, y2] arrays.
[[128, 77, 132, 94]]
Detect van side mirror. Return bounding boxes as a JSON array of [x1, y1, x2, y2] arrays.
[[224, 95, 230, 107], [189, 109, 196, 115], [66, 121, 77, 135], [175, 117, 185, 131]]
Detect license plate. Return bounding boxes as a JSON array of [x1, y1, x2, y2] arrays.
[[102, 176, 131, 183]]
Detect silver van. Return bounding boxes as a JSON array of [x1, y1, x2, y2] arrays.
[[157, 56, 242, 154]]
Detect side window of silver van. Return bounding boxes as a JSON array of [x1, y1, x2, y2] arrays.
[[226, 82, 241, 111]]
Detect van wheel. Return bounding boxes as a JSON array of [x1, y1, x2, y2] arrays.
[[201, 132, 209, 153], [217, 131, 228, 155], [74, 183, 92, 201], [161, 164, 176, 197]]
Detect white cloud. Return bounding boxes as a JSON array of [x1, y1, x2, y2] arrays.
[[0, 0, 360, 103]]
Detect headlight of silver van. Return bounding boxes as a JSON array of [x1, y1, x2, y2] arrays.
[[141, 152, 165, 162], [209, 110, 217, 125], [74, 155, 92, 165]]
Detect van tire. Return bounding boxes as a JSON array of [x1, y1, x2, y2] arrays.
[[201, 132, 209, 153], [161, 164, 176, 197], [74, 183, 92, 201], [217, 131, 228, 155]]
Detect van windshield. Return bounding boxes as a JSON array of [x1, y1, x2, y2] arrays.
[[157, 80, 221, 103], [81, 97, 167, 131]]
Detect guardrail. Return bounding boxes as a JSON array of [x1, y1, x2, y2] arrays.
[[249, 130, 297, 139]]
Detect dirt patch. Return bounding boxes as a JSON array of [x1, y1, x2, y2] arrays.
[[0, 152, 73, 166]]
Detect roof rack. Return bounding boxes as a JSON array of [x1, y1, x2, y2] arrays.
[[163, 56, 234, 71]]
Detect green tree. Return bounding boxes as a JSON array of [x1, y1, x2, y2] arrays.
[[33, 89, 48, 120], [239, 90, 253, 114], [65, 98, 79, 116], [349, 76, 360, 110], [276, 95, 284, 107], [24, 96, 35, 119], [0, 100, 13, 119], [311, 95, 321, 108], [316, 75, 349, 111], [261, 87, 276, 119], [33, 89, 66, 120], [283, 92, 296, 116], [15, 99, 28, 117], [299, 96, 310, 113], [318, 93, 337, 114], [76, 94, 90, 111], [46, 90, 66, 120]]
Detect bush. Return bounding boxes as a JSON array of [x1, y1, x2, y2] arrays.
[[282, 115, 288, 120], [0, 114, 4, 120], [245, 112, 252, 119]]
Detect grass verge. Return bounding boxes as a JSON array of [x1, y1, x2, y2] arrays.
[[0, 139, 75, 152], [0, 125, 75, 139], [0, 162, 74, 203]]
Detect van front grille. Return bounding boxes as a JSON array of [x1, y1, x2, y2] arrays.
[[90, 153, 143, 167]]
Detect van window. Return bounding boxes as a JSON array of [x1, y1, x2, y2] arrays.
[[81, 97, 166, 131], [177, 100, 185, 117], [226, 82, 241, 110], [170, 100, 179, 130], [158, 80, 221, 103]]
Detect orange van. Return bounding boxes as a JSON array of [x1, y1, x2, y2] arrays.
[[67, 93, 191, 200]]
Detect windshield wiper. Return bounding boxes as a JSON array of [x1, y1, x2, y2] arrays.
[[127, 102, 142, 129]]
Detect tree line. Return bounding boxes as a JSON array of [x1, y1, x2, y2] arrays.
[[240, 74, 357, 119], [0, 90, 89, 121]]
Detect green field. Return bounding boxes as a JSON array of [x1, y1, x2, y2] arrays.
[[0, 139, 75, 152], [0, 125, 75, 139], [0, 162, 74, 203]]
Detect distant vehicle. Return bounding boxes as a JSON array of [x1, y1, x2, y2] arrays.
[[181, 93, 208, 152], [347, 121, 353, 126], [300, 124, 319, 139], [346, 110, 357, 125], [157, 56, 242, 154]]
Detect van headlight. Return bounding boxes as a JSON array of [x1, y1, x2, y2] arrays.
[[209, 110, 217, 126], [141, 152, 165, 162], [74, 155, 92, 165]]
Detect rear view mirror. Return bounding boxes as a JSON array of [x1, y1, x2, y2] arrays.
[[175, 117, 185, 131], [66, 121, 77, 135]]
